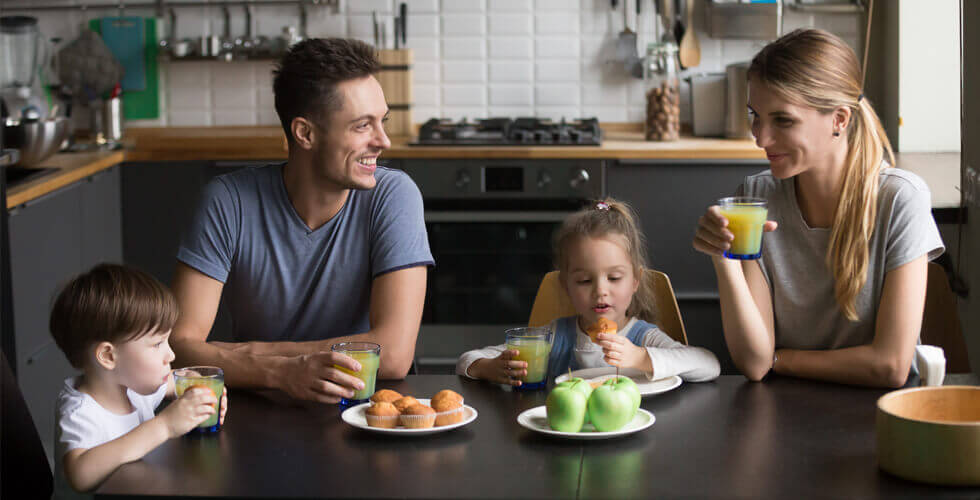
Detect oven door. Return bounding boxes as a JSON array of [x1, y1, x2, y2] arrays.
[[417, 209, 573, 370]]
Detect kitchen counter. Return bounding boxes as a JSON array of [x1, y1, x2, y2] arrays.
[[4, 126, 961, 210]]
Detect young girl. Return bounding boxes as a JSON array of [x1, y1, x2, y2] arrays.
[[50, 264, 228, 498], [692, 29, 944, 387], [458, 199, 720, 386]]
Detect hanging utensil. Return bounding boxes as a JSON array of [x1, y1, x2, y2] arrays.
[[399, 3, 407, 46], [616, 0, 638, 73], [372, 11, 379, 48], [673, 0, 685, 46], [678, 0, 700, 68]]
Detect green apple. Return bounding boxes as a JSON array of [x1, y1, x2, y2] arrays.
[[556, 377, 594, 424], [546, 385, 588, 432], [604, 376, 641, 415], [587, 379, 637, 432]]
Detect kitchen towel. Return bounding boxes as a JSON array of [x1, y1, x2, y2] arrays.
[[89, 18, 159, 120], [99, 17, 145, 92]]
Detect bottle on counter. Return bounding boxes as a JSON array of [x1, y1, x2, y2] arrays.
[[643, 42, 680, 141]]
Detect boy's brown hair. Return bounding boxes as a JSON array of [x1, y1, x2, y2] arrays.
[[49, 263, 179, 369]]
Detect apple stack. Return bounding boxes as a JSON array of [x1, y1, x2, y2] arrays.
[[545, 377, 641, 433]]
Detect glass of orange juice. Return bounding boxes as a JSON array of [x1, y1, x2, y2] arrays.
[[505, 327, 554, 391], [718, 197, 768, 260], [330, 341, 381, 410], [174, 366, 224, 434]]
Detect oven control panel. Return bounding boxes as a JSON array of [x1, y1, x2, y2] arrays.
[[399, 160, 605, 200]]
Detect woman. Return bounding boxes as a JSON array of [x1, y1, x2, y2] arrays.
[[692, 29, 944, 388]]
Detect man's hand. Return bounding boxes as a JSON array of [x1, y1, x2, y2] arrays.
[[277, 351, 367, 403], [160, 387, 218, 438], [597, 333, 652, 375], [469, 350, 527, 386]]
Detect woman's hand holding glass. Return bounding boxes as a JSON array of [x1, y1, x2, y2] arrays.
[[693, 205, 778, 257]]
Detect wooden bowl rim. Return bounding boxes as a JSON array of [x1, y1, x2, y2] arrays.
[[877, 385, 980, 427]]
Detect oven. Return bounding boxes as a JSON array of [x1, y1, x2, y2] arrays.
[[398, 159, 605, 372]]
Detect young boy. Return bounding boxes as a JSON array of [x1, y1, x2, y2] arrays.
[[49, 263, 227, 498]]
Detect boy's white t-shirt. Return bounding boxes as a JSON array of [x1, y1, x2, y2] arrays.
[[53, 376, 168, 500]]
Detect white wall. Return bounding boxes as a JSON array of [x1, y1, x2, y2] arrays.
[[898, 0, 960, 152], [6, 0, 862, 128]]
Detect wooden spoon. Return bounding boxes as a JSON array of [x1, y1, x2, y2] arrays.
[[678, 0, 700, 68]]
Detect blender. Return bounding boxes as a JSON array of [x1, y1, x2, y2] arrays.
[[0, 16, 45, 121]]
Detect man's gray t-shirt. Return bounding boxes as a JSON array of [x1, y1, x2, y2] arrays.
[[740, 167, 944, 350], [178, 164, 434, 342]]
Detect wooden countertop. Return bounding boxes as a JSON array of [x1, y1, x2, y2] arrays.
[[5, 126, 960, 210]]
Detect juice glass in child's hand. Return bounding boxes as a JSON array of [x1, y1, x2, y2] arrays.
[[718, 197, 768, 260], [505, 327, 554, 391], [330, 341, 381, 410], [174, 366, 224, 433]]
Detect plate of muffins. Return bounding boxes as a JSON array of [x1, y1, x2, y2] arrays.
[[341, 389, 478, 435]]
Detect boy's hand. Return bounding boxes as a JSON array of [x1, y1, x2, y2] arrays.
[[160, 387, 217, 438], [219, 386, 228, 425], [470, 350, 527, 386], [597, 333, 652, 375]]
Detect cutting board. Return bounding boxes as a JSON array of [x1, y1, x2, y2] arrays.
[[100, 17, 145, 91], [89, 18, 159, 120]]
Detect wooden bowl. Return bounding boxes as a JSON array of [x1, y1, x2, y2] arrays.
[[876, 386, 980, 485]]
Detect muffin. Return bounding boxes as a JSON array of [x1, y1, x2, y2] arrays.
[[392, 396, 420, 413], [431, 389, 464, 408], [365, 402, 400, 429], [370, 389, 402, 404], [432, 398, 465, 426], [586, 317, 617, 344], [400, 404, 436, 429]]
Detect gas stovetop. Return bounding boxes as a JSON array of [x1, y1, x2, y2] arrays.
[[413, 117, 602, 146]]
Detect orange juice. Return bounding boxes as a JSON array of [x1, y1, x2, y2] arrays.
[[719, 197, 768, 259], [335, 350, 380, 401]]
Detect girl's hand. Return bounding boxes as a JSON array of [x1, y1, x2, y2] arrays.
[[693, 205, 777, 257], [470, 350, 527, 386], [159, 387, 217, 438], [597, 333, 651, 374], [219, 386, 228, 425]]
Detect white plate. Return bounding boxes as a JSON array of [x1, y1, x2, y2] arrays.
[[341, 398, 478, 435], [554, 367, 682, 397], [516, 406, 655, 440]]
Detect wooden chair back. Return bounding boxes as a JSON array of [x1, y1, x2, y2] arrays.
[[528, 269, 688, 345]]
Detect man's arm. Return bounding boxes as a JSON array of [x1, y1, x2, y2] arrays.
[[206, 265, 428, 379], [169, 262, 364, 402]]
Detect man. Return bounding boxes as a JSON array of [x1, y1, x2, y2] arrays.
[[170, 38, 433, 404]]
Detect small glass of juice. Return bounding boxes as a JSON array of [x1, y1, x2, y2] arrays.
[[174, 366, 224, 434], [330, 341, 381, 410], [505, 326, 554, 391], [718, 197, 768, 260]]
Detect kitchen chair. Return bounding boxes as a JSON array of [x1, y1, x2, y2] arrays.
[[921, 262, 971, 373], [528, 270, 688, 345], [2, 351, 53, 498]]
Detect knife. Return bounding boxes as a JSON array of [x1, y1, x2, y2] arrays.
[[399, 3, 407, 46]]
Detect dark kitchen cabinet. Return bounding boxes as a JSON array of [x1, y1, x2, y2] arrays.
[[607, 159, 769, 375], [7, 166, 123, 465]]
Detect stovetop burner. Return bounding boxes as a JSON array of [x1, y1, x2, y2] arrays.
[[413, 117, 602, 146]]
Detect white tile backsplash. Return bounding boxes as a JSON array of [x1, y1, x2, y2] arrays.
[[441, 15, 485, 36], [15, 0, 866, 126], [489, 61, 533, 82]]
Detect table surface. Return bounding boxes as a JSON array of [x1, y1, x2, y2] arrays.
[[95, 375, 980, 499]]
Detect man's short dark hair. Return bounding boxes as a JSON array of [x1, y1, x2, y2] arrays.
[[49, 264, 179, 369], [272, 38, 381, 143]]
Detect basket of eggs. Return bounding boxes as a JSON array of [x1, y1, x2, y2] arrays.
[[342, 389, 477, 434]]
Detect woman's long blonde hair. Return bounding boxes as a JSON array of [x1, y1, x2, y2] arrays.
[[748, 29, 895, 321], [552, 198, 657, 323]]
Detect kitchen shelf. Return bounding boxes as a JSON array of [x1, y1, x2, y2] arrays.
[[1, 0, 336, 13], [786, 0, 865, 14]]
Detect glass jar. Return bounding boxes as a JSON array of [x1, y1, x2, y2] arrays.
[[643, 42, 680, 141]]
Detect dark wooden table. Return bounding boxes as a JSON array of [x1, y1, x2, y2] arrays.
[[96, 375, 980, 499]]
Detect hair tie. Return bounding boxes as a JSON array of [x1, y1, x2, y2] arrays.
[[595, 202, 610, 211], [858, 93, 864, 102]]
